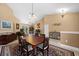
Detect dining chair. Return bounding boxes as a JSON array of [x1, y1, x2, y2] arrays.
[[17, 36, 33, 56], [37, 37, 49, 56], [40, 34, 45, 37]]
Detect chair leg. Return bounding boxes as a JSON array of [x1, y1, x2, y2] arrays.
[[42, 51, 44, 56], [47, 48, 49, 56], [27, 52, 29, 56], [19, 47, 22, 55], [36, 47, 38, 56]]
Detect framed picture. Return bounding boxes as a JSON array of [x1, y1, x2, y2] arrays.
[[1, 20, 12, 29], [37, 23, 40, 28], [16, 23, 19, 29]]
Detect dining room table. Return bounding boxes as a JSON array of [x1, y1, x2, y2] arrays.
[[25, 34, 44, 56]]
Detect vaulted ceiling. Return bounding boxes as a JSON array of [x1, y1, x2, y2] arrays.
[[6, 3, 79, 24]]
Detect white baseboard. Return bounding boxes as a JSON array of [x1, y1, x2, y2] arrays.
[[60, 31, 79, 34]]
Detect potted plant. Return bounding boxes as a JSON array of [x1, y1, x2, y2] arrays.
[[29, 26, 34, 34], [35, 29, 41, 36]]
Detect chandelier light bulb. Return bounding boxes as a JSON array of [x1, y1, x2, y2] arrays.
[[58, 8, 68, 18], [32, 14, 37, 19], [28, 3, 37, 19]]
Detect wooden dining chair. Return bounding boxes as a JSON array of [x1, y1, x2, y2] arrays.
[[17, 36, 33, 56], [40, 34, 45, 37], [37, 37, 49, 56]]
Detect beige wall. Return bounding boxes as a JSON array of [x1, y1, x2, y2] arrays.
[[34, 14, 61, 33], [61, 33, 79, 47], [61, 13, 79, 31], [34, 12, 79, 47], [60, 13, 79, 47], [0, 4, 20, 33], [44, 14, 61, 32]]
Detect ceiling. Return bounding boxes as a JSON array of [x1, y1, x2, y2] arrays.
[[6, 3, 79, 24]]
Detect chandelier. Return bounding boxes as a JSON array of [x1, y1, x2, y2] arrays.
[[58, 8, 68, 18], [29, 3, 37, 19]]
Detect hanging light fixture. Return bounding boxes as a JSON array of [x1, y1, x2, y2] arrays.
[[29, 3, 37, 19], [61, 9, 64, 18], [58, 8, 68, 18]]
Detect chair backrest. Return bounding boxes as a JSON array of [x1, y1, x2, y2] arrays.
[[43, 37, 49, 49], [17, 36, 23, 46], [40, 34, 45, 36], [19, 36, 29, 46], [35, 33, 39, 36], [19, 36, 29, 52]]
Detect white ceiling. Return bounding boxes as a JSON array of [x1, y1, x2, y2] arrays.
[[6, 3, 79, 24]]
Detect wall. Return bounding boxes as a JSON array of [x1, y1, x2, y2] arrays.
[[34, 12, 79, 47], [0, 4, 20, 33], [60, 13, 79, 47], [61, 33, 79, 47], [34, 14, 61, 33], [44, 14, 61, 32], [61, 13, 79, 31]]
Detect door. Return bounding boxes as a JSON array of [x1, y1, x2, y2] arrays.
[[44, 24, 49, 37]]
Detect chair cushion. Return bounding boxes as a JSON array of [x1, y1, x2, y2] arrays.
[[37, 44, 43, 49], [28, 45, 33, 51], [38, 43, 48, 49], [23, 45, 33, 51]]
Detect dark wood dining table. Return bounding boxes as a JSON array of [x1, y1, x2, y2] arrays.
[[25, 35, 44, 55]]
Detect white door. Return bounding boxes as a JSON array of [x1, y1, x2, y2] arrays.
[[44, 24, 49, 37]]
